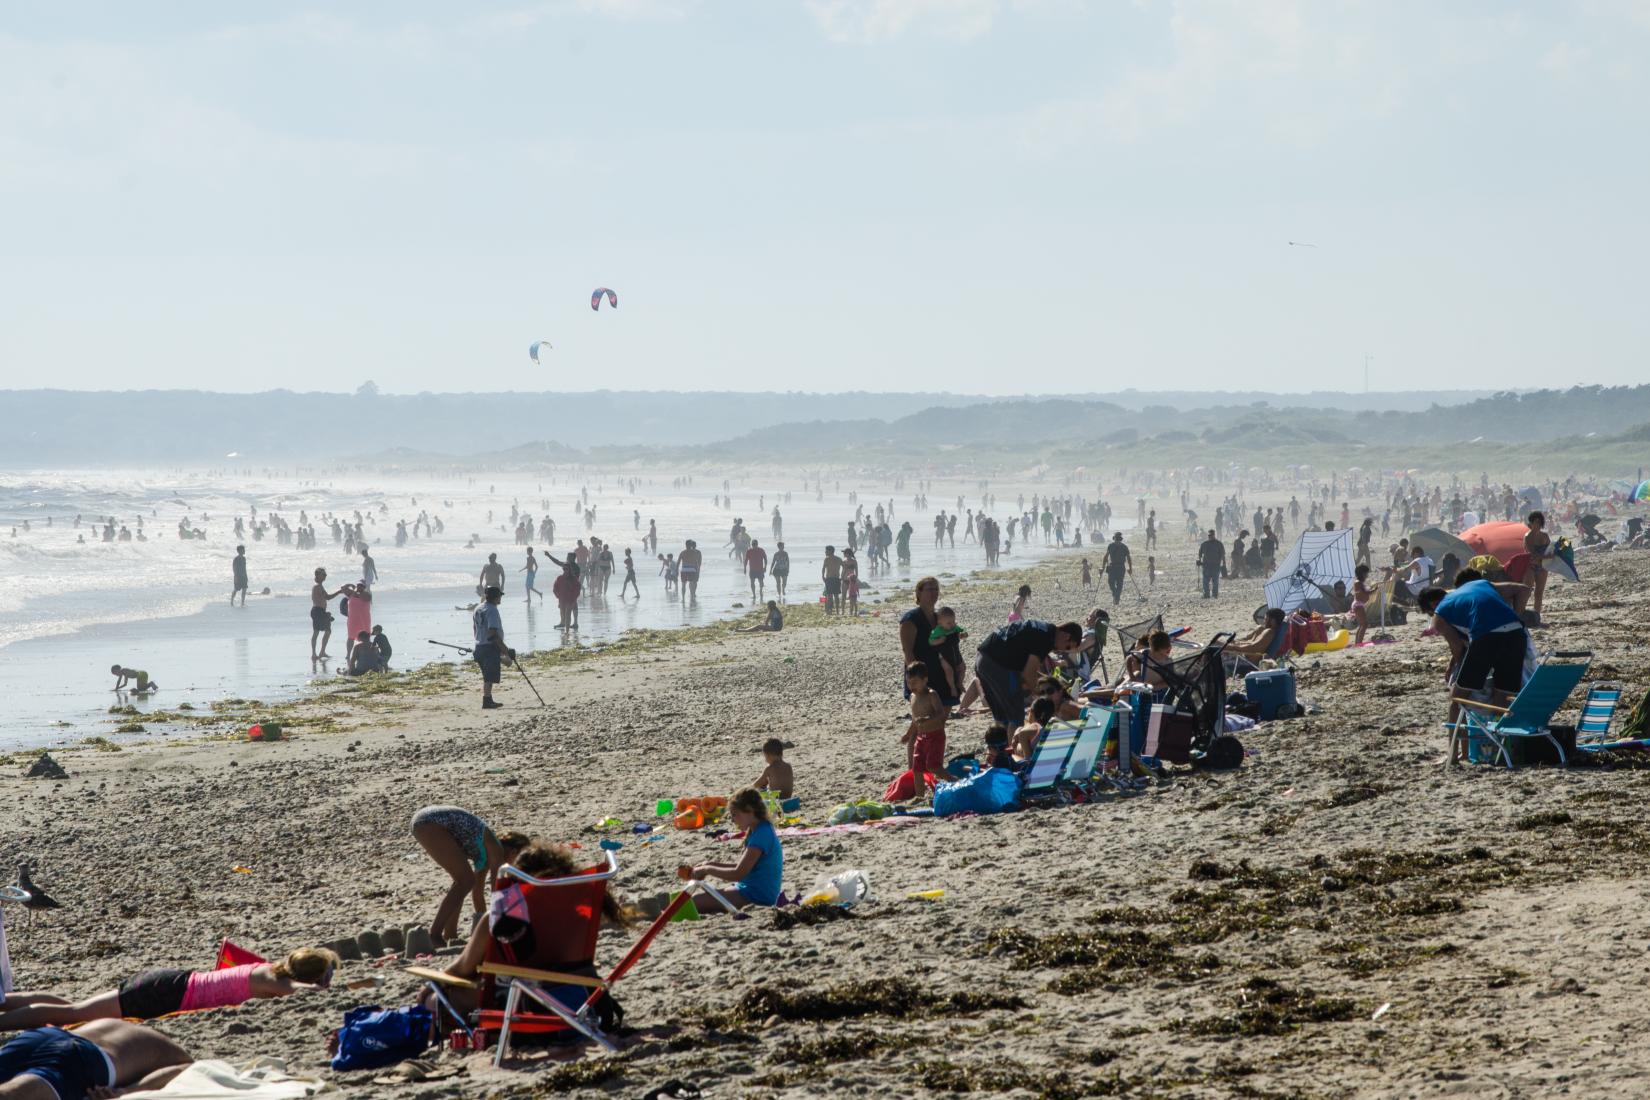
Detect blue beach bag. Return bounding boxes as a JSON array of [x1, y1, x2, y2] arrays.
[[331, 1004, 433, 1071], [933, 766, 1020, 817]]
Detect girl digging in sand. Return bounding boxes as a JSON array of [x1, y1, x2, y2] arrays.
[[410, 806, 530, 944], [676, 789, 784, 911], [0, 948, 338, 1029]]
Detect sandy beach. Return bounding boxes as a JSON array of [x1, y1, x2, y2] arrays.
[[6, 540, 1650, 1099]]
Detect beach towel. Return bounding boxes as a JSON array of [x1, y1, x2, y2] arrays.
[[119, 1057, 327, 1098]]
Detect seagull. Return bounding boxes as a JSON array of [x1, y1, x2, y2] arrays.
[[15, 862, 59, 913], [1288, 241, 1317, 248]]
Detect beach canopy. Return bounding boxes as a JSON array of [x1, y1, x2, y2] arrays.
[[1459, 520, 1580, 584], [1407, 525, 1473, 566], [1265, 529, 1357, 614]]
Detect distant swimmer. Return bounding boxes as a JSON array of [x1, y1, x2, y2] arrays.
[[678, 539, 703, 603], [231, 544, 249, 607], [478, 553, 505, 597], [360, 547, 378, 585], [310, 567, 340, 659], [111, 665, 157, 693], [521, 547, 544, 603]]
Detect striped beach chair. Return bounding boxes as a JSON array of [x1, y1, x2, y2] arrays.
[[1575, 684, 1647, 752]]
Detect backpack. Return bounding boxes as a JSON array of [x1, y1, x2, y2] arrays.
[[331, 1004, 432, 1071]]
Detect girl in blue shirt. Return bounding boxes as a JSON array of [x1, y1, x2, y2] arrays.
[[677, 789, 783, 909]]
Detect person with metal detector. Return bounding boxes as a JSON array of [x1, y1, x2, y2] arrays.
[[1103, 532, 1133, 606], [472, 585, 513, 710]]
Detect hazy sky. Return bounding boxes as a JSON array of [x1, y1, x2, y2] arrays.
[[3, 1, 1647, 395]]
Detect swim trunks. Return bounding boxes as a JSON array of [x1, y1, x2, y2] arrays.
[[0, 1027, 116, 1100], [824, 577, 842, 596], [118, 968, 191, 1019], [310, 606, 332, 630]]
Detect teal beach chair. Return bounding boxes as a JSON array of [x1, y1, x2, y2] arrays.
[[1448, 651, 1590, 768]]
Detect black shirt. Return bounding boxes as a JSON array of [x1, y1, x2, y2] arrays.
[[978, 619, 1057, 668], [901, 606, 947, 688], [1104, 542, 1131, 573]]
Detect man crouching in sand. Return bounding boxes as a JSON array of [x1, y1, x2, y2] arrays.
[[0, 1019, 191, 1099]]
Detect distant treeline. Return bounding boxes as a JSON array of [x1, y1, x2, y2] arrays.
[[2, 384, 1647, 469]]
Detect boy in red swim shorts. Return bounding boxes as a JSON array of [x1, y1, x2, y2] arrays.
[[902, 662, 953, 801]]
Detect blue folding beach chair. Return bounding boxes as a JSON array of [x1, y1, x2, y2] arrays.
[[1448, 651, 1591, 768], [1019, 724, 1080, 797]]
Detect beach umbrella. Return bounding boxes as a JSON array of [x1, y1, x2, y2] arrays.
[[1633, 480, 1650, 503], [1407, 525, 1473, 566], [1265, 529, 1358, 614], [1459, 520, 1580, 584]]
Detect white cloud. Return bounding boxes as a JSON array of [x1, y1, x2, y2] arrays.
[[807, 0, 1003, 43], [1540, 39, 1591, 74]]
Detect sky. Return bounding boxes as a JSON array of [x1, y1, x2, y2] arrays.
[[2, 0, 1648, 396]]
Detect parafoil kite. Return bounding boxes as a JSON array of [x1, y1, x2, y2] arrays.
[[529, 340, 552, 363], [591, 287, 618, 311]]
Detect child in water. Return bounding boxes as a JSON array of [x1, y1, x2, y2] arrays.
[[677, 789, 783, 910], [111, 665, 157, 693]]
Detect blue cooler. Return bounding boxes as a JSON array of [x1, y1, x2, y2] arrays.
[[1244, 668, 1297, 721]]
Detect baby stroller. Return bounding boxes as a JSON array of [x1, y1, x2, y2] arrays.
[[1141, 632, 1243, 770]]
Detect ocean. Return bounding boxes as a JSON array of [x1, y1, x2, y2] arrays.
[[0, 468, 1096, 748]]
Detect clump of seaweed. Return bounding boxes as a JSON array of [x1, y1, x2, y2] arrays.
[[528, 1055, 629, 1094], [772, 905, 856, 931], [1176, 977, 1359, 1037], [915, 1058, 1120, 1100], [712, 978, 1023, 1028], [1514, 810, 1572, 830]]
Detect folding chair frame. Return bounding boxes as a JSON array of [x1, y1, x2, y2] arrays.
[[1447, 650, 1591, 769]]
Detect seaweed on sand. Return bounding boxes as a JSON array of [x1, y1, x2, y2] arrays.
[[709, 978, 1023, 1028], [1176, 977, 1360, 1037], [528, 1054, 630, 1094]]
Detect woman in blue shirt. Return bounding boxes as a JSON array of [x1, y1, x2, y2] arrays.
[[677, 790, 783, 909]]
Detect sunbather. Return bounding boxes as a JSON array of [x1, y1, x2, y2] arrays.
[[0, 948, 338, 1030], [0, 1019, 192, 1100], [1010, 697, 1057, 761], [677, 789, 784, 911], [416, 842, 635, 1018], [1227, 609, 1286, 665]]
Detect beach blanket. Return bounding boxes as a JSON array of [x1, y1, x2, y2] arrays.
[[120, 1058, 328, 1099]]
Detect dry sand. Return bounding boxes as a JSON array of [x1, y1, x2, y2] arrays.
[[5, 542, 1650, 1099]]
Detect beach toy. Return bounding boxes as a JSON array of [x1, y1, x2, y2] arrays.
[[231, 865, 253, 875], [632, 822, 654, 834], [780, 797, 801, 814], [908, 890, 945, 900], [668, 892, 701, 923], [247, 724, 262, 741], [599, 838, 624, 851], [594, 816, 623, 830], [655, 798, 674, 817], [674, 807, 705, 830], [1303, 629, 1351, 654]]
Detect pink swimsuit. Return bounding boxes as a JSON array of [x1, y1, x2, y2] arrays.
[[179, 963, 256, 1012]]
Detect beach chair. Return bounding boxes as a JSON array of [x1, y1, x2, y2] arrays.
[[1018, 723, 1081, 801], [412, 852, 732, 1064], [1574, 684, 1646, 752], [1114, 614, 1165, 663], [1060, 708, 1117, 786], [1448, 651, 1591, 768]]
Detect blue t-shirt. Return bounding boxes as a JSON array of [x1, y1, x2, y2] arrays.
[[737, 820, 783, 907], [1434, 580, 1521, 641]]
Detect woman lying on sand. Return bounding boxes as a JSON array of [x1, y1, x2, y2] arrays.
[[0, 947, 338, 1030], [410, 806, 530, 945], [416, 842, 634, 1018]]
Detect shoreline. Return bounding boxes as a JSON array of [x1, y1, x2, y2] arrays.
[[8, 544, 1650, 1098]]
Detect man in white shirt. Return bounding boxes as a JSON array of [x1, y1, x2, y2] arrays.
[[471, 585, 513, 710], [1399, 547, 1434, 600]]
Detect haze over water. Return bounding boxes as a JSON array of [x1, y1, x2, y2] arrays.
[[0, 467, 1084, 747]]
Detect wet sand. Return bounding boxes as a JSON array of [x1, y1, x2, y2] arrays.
[[5, 544, 1650, 1098]]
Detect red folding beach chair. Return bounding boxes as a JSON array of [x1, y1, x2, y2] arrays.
[[473, 853, 700, 1065]]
